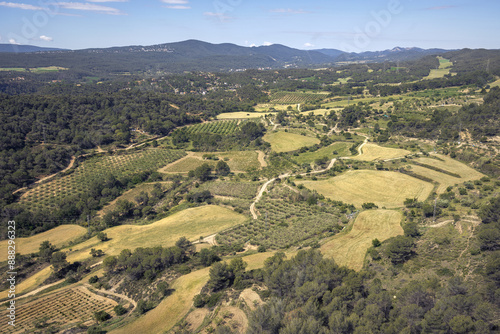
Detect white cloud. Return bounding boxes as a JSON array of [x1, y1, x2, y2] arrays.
[[304, 42, 314, 48], [9, 38, 20, 45], [250, 44, 257, 47], [263, 41, 272, 46], [40, 35, 53, 41], [0, 2, 44, 10], [56, 2, 125, 15]]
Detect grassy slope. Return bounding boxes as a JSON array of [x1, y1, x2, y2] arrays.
[[321, 209, 403, 270], [293, 142, 351, 165], [160, 151, 261, 173], [352, 143, 411, 161], [263, 131, 320, 153], [66, 205, 247, 263], [298, 170, 434, 208], [0, 225, 86, 262]]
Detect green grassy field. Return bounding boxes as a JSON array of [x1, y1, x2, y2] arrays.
[[352, 143, 411, 161], [263, 131, 320, 153], [298, 170, 434, 208], [321, 209, 403, 270], [0, 225, 86, 262], [293, 142, 351, 164], [66, 205, 247, 263], [160, 156, 217, 173]]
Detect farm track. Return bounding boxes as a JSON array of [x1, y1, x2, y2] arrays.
[[85, 283, 137, 310]]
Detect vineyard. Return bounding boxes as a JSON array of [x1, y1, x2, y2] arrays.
[[270, 91, 329, 104], [0, 286, 118, 333], [184, 120, 241, 135], [20, 148, 185, 211], [217, 185, 344, 249]]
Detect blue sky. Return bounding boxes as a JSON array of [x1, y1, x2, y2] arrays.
[[0, 0, 499, 51]]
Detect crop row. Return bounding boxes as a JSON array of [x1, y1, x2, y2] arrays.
[[185, 120, 240, 135], [270, 92, 328, 104], [217, 186, 343, 249], [20, 148, 185, 210], [0, 287, 116, 332]]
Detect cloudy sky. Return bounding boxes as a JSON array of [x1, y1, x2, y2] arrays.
[[0, 0, 499, 51]]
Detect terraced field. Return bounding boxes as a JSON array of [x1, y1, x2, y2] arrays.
[[298, 170, 434, 208], [20, 149, 185, 211], [321, 210, 403, 270]]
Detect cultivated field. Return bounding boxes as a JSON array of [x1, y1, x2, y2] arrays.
[[20, 148, 185, 211], [321, 209, 403, 270], [0, 286, 117, 333], [67, 205, 247, 263], [270, 91, 328, 104], [185, 120, 241, 135], [0, 225, 86, 262], [217, 112, 275, 119], [352, 143, 411, 161], [263, 131, 320, 153], [0, 66, 68, 72], [425, 57, 453, 79], [293, 142, 351, 165], [406, 154, 485, 193], [298, 170, 434, 208]]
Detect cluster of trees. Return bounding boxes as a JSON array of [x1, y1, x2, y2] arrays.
[[242, 249, 498, 334], [103, 244, 187, 281], [390, 87, 500, 141]]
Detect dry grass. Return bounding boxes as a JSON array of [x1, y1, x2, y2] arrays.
[[408, 154, 485, 193], [298, 170, 434, 208], [0, 267, 52, 300], [263, 131, 320, 153], [321, 209, 403, 270], [0, 225, 86, 262], [66, 205, 247, 263], [352, 143, 410, 161]]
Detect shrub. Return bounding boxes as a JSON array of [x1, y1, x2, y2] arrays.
[[114, 305, 128, 316]]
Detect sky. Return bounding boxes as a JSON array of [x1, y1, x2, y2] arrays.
[[0, 0, 499, 52]]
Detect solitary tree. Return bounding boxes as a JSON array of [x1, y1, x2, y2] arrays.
[[216, 160, 231, 176]]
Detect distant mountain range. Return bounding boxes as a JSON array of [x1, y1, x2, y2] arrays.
[[0, 44, 69, 53], [0, 39, 475, 73]]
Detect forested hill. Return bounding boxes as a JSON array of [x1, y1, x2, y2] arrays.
[[0, 44, 68, 53]]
